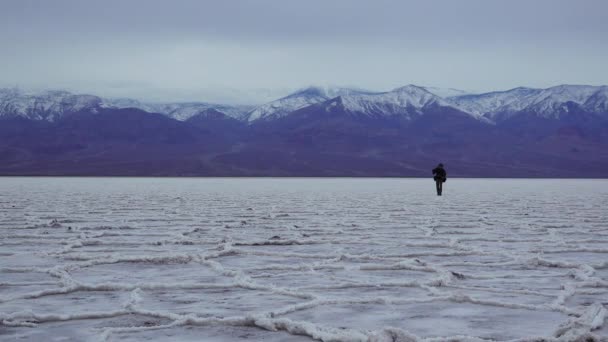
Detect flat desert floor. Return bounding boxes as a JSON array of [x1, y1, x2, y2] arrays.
[[1, 178, 607, 341]]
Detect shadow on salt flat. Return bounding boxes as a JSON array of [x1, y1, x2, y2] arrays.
[[216, 254, 322, 269], [565, 291, 608, 308], [0, 271, 60, 297], [66, 243, 218, 255], [69, 262, 231, 285], [110, 325, 312, 342], [0, 291, 128, 317], [137, 288, 301, 317], [424, 253, 512, 264], [0, 314, 172, 341], [454, 275, 566, 295], [444, 286, 553, 306], [325, 267, 434, 283], [0, 253, 63, 268], [337, 245, 459, 257], [445, 265, 570, 295], [541, 251, 608, 265], [595, 268, 608, 280], [249, 270, 349, 289], [595, 323, 608, 338], [234, 242, 341, 255], [285, 301, 566, 340], [247, 264, 435, 289], [310, 286, 432, 301], [0, 270, 57, 284]]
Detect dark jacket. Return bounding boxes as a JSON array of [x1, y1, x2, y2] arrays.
[[432, 166, 447, 182]]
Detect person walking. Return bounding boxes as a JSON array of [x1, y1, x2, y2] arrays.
[[432, 163, 447, 196]]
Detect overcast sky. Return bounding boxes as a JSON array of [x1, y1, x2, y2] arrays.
[[1, 0, 607, 104]]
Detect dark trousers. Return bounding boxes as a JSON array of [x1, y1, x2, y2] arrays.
[[435, 180, 443, 196]]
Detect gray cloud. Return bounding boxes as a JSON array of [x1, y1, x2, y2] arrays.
[[1, 0, 607, 103]]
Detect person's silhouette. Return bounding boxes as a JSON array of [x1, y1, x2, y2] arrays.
[[432, 163, 447, 196]]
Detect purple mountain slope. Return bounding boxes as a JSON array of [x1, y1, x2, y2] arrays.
[[0, 85, 607, 177]]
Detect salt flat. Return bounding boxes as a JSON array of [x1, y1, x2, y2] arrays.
[[0, 177, 607, 341]]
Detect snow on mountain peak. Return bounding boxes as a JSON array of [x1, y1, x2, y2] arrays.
[[0, 89, 251, 122], [246, 86, 371, 122], [583, 86, 608, 113], [318, 84, 476, 121], [102, 99, 252, 121], [448, 84, 608, 121], [3, 84, 607, 125], [388, 85, 448, 107], [422, 86, 472, 98], [446, 87, 541, 117], [0, 88, 102, 122]]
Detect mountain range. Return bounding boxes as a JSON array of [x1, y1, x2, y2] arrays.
[[1, 84, 607, 177]]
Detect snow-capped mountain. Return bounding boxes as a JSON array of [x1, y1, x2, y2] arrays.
[[0, 88, 102, 122], [447, 87, 542, 117], [0, 88, 252, 122], [255, 84, 487, 124], [247, 84, 608, 124], [2, 84, 607, 125], [422, 87, 472, 98], [584, 86, 608, 113], [1, 84, 608, 177], [246, 86, 373, 122], [321, 85, 469, 120], [248, 85, 483, 123], [102, 98, 252, 121], [448, 85, 608, 121]]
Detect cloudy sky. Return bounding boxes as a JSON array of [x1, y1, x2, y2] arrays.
[[1, 0, 607, 104]]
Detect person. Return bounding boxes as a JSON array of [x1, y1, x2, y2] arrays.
[[432, 163, 447, 196]]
